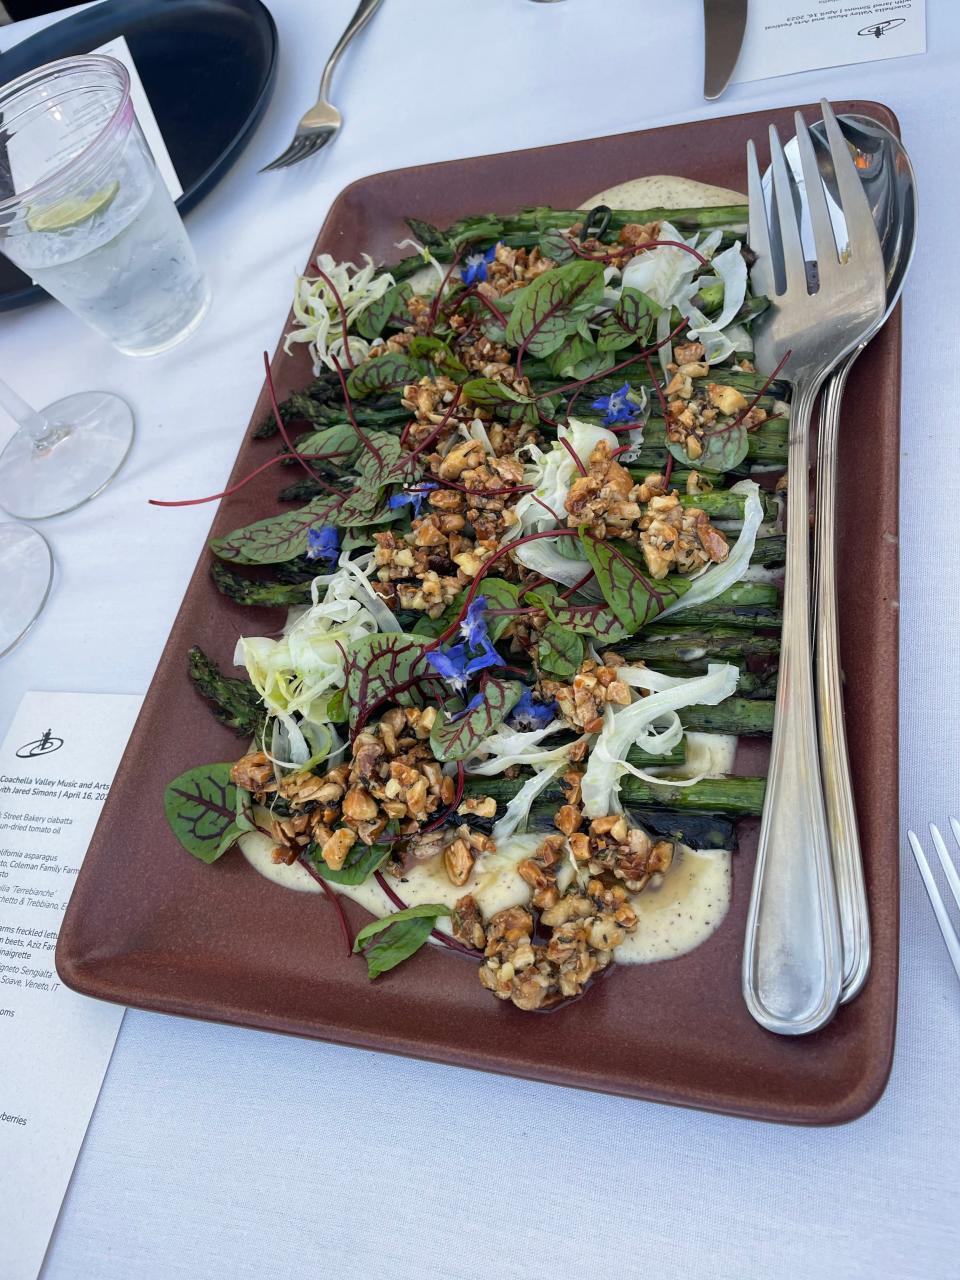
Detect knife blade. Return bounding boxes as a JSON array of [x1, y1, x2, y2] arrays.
[[703, 0, 748, 100]]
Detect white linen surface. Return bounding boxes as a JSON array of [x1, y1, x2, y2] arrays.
[[1, 2, 958, 1277]]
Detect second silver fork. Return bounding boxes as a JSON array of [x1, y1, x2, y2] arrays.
[[742, 104, 887, 1035]]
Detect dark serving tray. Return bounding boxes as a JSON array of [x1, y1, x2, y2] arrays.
[[57, 101, 901, 1124], [0, 0, 278, 309]]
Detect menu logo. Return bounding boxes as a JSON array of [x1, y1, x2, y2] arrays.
[[858, 18, 906, 38], [15, 729, 64, 759]]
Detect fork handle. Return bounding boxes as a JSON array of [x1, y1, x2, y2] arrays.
[[814, 354, 872, 1003], [742, 378, 843, 1035], [319, 0, 385, 101]]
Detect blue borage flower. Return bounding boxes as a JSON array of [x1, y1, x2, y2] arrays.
[[388, 482, 438, 517], [461, 244, 497, 286], [306, 525, 340, 566], [591, 382, 643, 426], [427, 596, 501, 693], [508, 688, 559, 731]]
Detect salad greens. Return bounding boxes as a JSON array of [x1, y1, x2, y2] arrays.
[[163, 195, 786, 1010]]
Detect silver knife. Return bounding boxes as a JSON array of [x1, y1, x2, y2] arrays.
[[703, 0, 749, 100]]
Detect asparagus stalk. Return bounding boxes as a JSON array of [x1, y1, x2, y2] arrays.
[[524, 802, 738, 851], [188, 647, 265, 737], [211, 562, 312, 608], [681, 698, 774, 736], [468, 772, 765, 816], [675, 490, 779, 521], [616, 630, 780, 666], [443, 204, 749, 245]]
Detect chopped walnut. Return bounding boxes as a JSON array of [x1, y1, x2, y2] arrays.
[[582, 815, 675, 892], [248, 706, 454, 864], [230, 751, 276, 795], [636, 490, 729, 580], [450, 895, 486, 950], [538, 654, 634, 733], [474, 244, 556, 299], [477, 876, 639, 1011]]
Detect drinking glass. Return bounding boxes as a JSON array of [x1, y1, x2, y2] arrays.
[[0, 54, 209, 520], [0, 523, 53, 657]]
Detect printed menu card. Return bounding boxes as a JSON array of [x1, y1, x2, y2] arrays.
[[0, 691, 142, 1280]]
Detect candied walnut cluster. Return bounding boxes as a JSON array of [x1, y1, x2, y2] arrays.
[[475, 244, 555, 299], [229, 706, 454, 868], [562, 440, 729, 579], [538, 652, 632, 734], [456, 334, 528, 386], [570, 219, 662, 260], [400, 375, 479, 450], [426, 437, 524, 540], [664, 342, 767, 462], [372, 515, 498, 616], [568, 814, 674, 893], [564, 440, 645, 540], [638, 489, 729, 579], [477, 874, 639, 1011]]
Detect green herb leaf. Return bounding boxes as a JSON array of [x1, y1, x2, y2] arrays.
[[537, 622, 585, 678], [526, 588, 632, 644], [546, 332, 611, 381], [343, 633, 442, 728], [164, 763, 245, 863], [596, 287, 662, 352], [474, 578, 520, 642], [210, 494, 344, 564], [293, 422, 365, 466], [308, 838, 392, 885], [354, 282, 414, 339], [407, 335, 468, 378], [668, 420, 749, 472], [538, 228, 575, 262], [352, 903, 450, 979], [581, 535, 685, 630], [462, 377, 539, 424], [346, 352, 426, 399], [505, 260, 605, 359], [429, 677, 523, 761]]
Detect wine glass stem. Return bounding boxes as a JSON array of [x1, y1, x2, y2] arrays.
[[0, 377, 58, 446]]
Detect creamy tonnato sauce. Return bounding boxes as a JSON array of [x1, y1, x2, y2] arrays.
[[239, 174, 751, 969]]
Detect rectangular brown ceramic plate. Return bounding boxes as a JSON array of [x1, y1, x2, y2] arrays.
[[58, 101, 901, 1124]]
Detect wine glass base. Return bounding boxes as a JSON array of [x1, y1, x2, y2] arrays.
[[0, 391, 134, 520], [0, 523, 53, 657]]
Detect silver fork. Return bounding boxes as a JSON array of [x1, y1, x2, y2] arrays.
[[261, 0, 384, 172], [742, 102, 887, 1036], [908, 823, 960, 983]]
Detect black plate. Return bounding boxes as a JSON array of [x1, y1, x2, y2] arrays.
[[0, 0, 278, 310]]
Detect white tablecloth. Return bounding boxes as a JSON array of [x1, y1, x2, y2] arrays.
[[2, 2, 958, 1277]]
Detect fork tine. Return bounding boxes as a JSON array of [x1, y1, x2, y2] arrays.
[[819, 99, 883, 270], [261, 136, 308, 173], [792, 111, 840, 285], [908, 830, 960, 983], [746, 139, 775, 297], [768, 124, 807, 295], [933, 822, 960, 912]]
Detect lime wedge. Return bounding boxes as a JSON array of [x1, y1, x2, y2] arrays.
[[26, 181, 120, 233]]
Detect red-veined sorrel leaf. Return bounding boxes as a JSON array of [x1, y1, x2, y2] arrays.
[[164, 763, 249, 863], [293, 422, 364, 464], [210, 494, 345, 564], [354, 282, 413, 339], [505, 260, 605, 359], [536, 622, 585, 679], [581, 535, 685, 631], [346, 352, 426, 398], [668, 419, 749, 472], [343, 633, 441, 729], [462, 377, 539, 424], [596, 287, 662, 353], [407, 336, 467, 378], [429, 677, 523, 762], [528, 586, 633, 644]]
